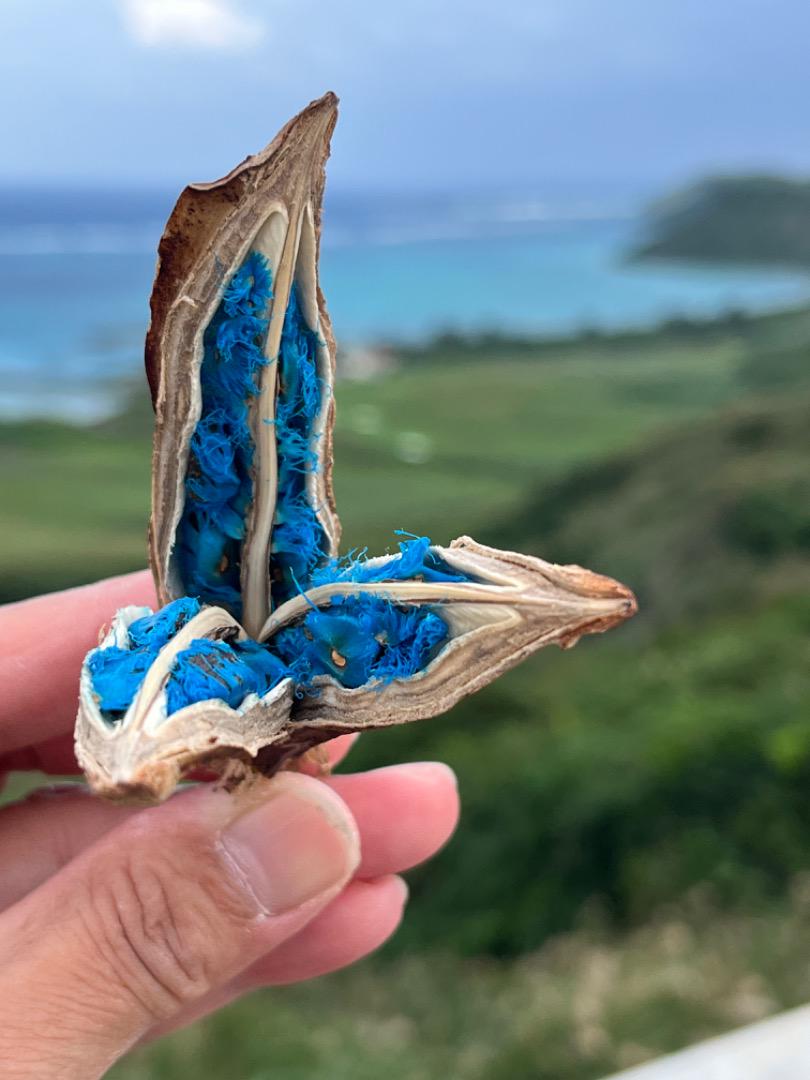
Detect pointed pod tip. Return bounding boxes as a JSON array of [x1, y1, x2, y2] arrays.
[[620, 589, 639, 621], [540, 560, 637, 646], [561, 563, 635, 602], [298, 90, 339, 131], [277, 90, 339, 166], [556, 573, 638, 649], [183, 91, 340, 199], [603, 588, 638, 630], [592, 574, 638, 623]]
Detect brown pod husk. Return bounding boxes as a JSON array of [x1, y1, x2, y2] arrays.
[[147, 91, 341, 637], [75, 93, 637, 804]]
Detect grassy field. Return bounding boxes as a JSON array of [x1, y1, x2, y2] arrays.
[[4, 302, 810, 1077], [2, 306, 805, 602]]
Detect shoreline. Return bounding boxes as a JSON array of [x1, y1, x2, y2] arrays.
[[4, 298, 810, 427]]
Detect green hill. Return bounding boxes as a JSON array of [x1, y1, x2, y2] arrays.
[[495, 395, 810, 631], [348, 391, 810, 955], [636, 175, 810, 267]]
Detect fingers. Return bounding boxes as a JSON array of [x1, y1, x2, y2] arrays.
[[242, 874, 408, 986], [0, 762, 458, 911], [134, 764, 457, 1043], [0, 786, 133, 909], [324, 762, 460, 878], [0, 734, 360, 902], [0, 571, 156, 757], [150, 875, 408, 1039], [0, 732, 82, 777], [0, 772, 359, 1079]]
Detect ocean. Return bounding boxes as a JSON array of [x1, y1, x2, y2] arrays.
[[1, 186, 808, 422]]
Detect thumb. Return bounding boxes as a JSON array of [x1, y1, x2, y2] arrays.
[[0, 772, 359, 1080]]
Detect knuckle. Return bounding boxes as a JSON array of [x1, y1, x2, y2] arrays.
[[80, 821, 257, 1020]]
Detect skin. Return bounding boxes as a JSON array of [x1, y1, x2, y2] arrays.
[[0, 572, 460, 1078]]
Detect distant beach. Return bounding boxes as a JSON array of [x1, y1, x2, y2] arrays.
[[1, 186, 808, 422]]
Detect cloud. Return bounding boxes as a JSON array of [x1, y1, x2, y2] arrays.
[[122, 0, 265, 51]]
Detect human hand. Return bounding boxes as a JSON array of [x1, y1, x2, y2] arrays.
[[0, 573, 459, 1079]]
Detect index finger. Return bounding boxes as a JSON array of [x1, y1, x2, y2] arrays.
[[0, 571, 155, 757]]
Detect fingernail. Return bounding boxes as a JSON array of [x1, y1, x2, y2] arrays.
[[222, 774, 360, 915]]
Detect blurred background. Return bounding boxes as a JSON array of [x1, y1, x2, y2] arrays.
[[2, 1, 810, 1077]]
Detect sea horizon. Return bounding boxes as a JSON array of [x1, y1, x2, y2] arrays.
[[1, 182, 808, 422]]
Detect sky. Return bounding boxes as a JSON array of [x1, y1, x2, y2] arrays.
[[1, 0, 809, 193]]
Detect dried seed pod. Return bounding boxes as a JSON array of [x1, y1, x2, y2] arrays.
[[259, 537, 636, 728], [78, 603, 294, 802], [147, 91, 340, 639], [75, 92, 637, 804]]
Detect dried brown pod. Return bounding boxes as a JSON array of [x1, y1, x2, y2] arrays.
[[75, 92, 637, 804], [147, 91, 340, 638]]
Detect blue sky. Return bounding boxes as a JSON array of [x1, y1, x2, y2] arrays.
[[2, 0, 809, 191]]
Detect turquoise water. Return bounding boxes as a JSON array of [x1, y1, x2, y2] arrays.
[[323, 219, 810, 340], [0, 191, 807, 421]]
